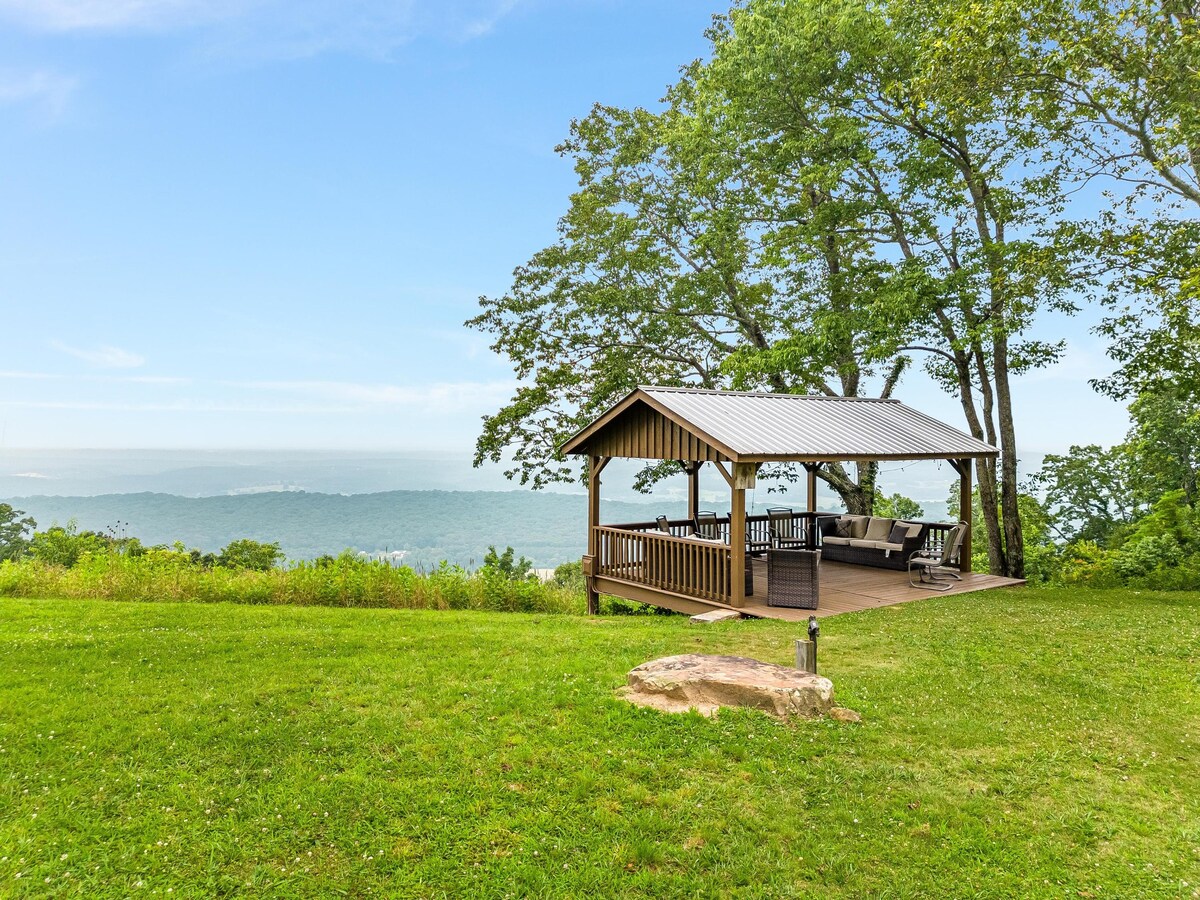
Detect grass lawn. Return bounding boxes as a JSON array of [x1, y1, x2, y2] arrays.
[[1, 589, 1198, 898]]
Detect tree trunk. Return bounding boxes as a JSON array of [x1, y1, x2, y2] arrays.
[[942, 333, 1006, 575], [992, 335, 1025, 577], [817, 462, 875, 514]]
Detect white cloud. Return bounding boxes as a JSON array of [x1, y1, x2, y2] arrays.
[[237, 378, 516, 411], [50, 341, 146, 369], [0, 370, 190, 384], [0, 0, 524, 57], [461, 0, 519, 39], [0, 0, 252, 31], [0, 70, 78, 118]]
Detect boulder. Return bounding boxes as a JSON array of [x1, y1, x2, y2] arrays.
[[622, 654, 834, 719], [689, 609, 743, 624]]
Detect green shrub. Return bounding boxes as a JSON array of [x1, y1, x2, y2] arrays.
[[217, 539, 284, 572], [27, 522, 112, 568], [1058, 492, 1200, 590]]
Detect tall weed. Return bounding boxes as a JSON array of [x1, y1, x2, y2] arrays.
[[0, 552, 585, 614]]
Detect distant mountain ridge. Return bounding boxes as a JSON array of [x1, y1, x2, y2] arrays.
[[2, 490, 690, 569]]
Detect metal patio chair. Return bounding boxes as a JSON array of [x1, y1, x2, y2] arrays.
[[694, 511, 720, 540], [767, 507, 806, 549], [908, 522, 969, 591]]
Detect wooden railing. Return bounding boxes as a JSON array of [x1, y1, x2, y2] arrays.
[[607, 510, 817, 549], [593, 526, 732, 603], [606, 513, 961, 560], [922, 522, 957, 560]]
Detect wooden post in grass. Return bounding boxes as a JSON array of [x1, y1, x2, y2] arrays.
[[795, 639, 816, 674]]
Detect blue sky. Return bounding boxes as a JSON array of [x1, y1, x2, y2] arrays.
[[0, 0, 1129, 459]]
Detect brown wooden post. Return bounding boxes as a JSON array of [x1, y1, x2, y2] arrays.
[[956, 458, 973, 574], [804, 463, 820, 549], [684, 461, 700, 524], [729, 462, 756, 609], [730, 484, 747, 608], [585, 455, 610, 614]]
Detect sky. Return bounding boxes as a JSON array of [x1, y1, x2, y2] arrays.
[[0, 0, 1130, 463]]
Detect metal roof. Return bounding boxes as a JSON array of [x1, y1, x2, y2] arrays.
[[562, 386, 999, 461]]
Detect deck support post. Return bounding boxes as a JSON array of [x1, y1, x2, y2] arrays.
[[804, 463, 820, 549], [730, 485, 747, 608], [682, 461, 700, 524], [805, 463, 819, 513], [951, 458, 973, 574], [585, 454, 611, 614], [729, 462, 756, 609]]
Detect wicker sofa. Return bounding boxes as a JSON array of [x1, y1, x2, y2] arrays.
[[816, 515, 930, 571]]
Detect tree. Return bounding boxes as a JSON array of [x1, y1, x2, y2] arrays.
[[1032, 444, 1139, 544], [217, 539, 283, 572], [481, 545, 536, 581], [951, 0, 1200, 402], [1125, 388, 1200, 506], [28, 521, 112, 568], [1032, 385, 1198, 557], [0, 504, 35, 562], [872, 492, 924, 521], [696, 0, 1079, 577], [948, 482, 1062, 582], [468, 83, 910, 514]]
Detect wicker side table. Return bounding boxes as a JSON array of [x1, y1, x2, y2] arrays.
[[766, 549, 820, 609]]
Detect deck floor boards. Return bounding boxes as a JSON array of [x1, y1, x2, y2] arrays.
[[737, 558, 1024, 621], [594, 558, 1024, 620]]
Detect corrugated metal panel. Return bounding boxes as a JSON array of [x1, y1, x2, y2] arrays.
[[640, 387, 997, 459], [565, 387, 998, 460], [585, 401, 723, 461]]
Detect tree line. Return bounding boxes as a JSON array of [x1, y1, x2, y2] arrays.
[[468, 0, 1199, 581]]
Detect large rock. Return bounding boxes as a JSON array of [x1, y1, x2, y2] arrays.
[[622, 654, 835, 719]]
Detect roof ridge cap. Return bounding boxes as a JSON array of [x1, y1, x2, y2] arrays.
[[639, 386, 900, 403]]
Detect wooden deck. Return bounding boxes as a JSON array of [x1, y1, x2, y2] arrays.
[[592, 556, 1024, 621], [738, 557, 1025, 621]]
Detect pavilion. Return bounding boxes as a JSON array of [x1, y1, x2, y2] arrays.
[[562, 386, 1022, 619]]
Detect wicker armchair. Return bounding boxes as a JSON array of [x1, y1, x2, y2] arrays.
[[908, 522, 968, 590], [767, 548, 820, 609]]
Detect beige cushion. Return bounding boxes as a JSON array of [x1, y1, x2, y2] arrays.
[[874, 541, 904, 552], [900, 522, 924, 539], [842, 515, 869, 539], [864, 517, 895, 541], [849, 539, 877, 549], [822, 536, 852, 546]]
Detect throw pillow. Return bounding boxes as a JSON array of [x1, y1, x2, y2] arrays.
[[818, 516, 839, 537], [848, 515, 870, 539], [864, 517, 895, 541], [887, 522, 909, 544], [834, 517, 853, 538]]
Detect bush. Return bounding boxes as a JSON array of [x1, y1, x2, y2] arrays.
[[28, 522, 112, 568], [552, 560, 585, 590], [1058, 492, 1200, 590], [217, 539, 284, 572]]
